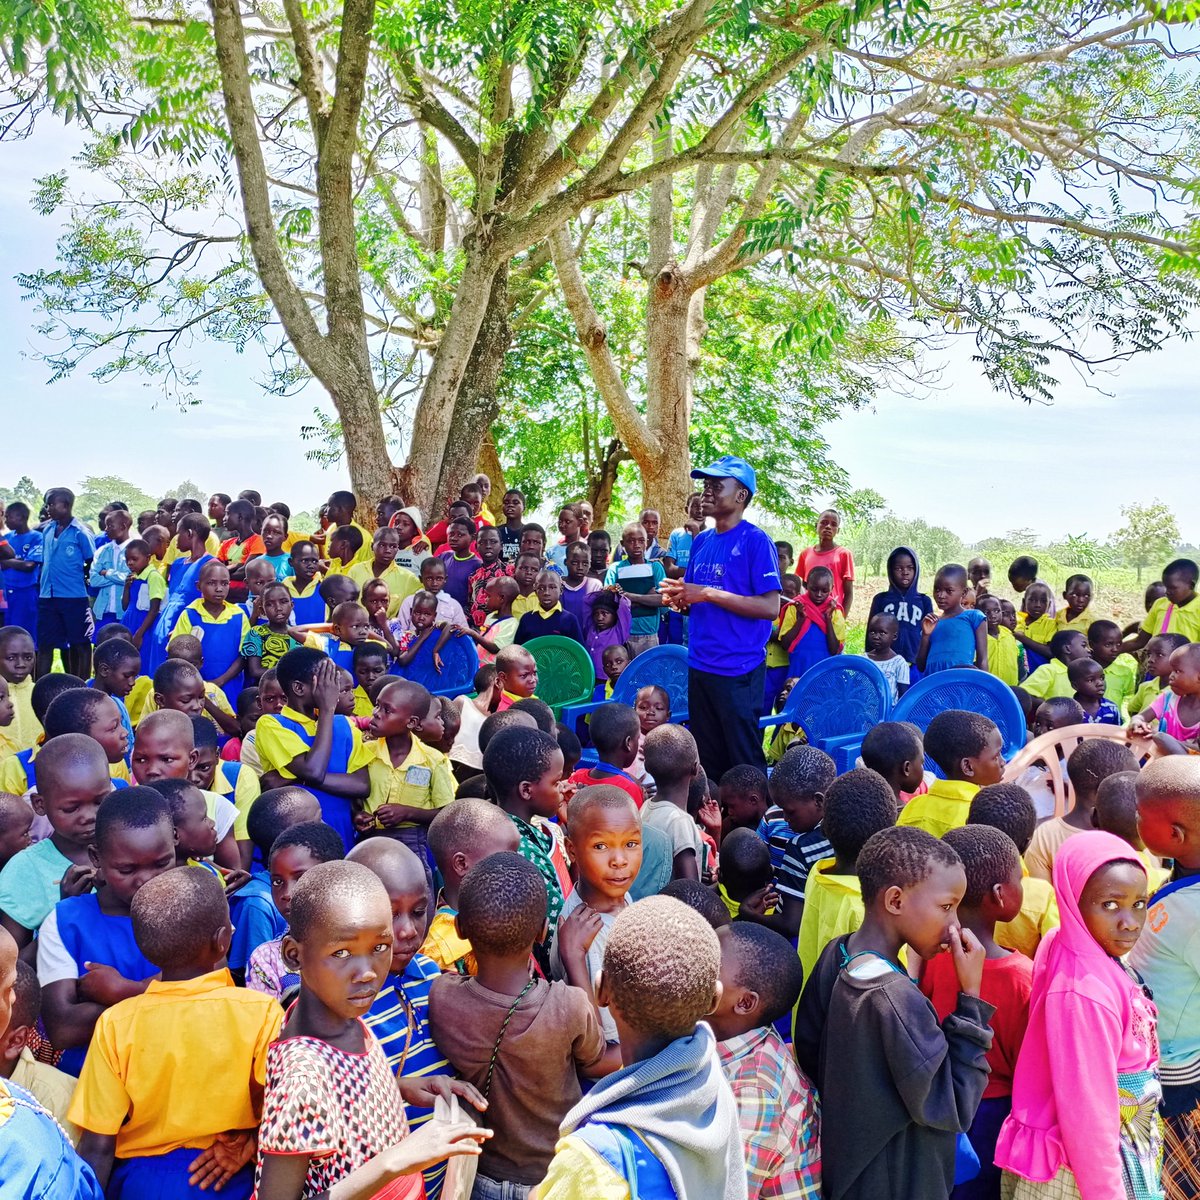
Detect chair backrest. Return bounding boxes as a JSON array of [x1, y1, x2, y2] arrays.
[[780, 656, 892, 745], [395, 631, 478, 695], [892, 668, 1026, 775], [523, 636, 596, 718], [1002, 724, 1158, 818], [611, 645, 690, 720]]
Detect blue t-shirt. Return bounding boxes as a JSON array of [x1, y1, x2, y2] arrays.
[[38, 519, 95, 600], [666, 528, 694, 569], [1, 529, 42, 592], [684, 520, 781, 676], [925, 608, 986, 673]]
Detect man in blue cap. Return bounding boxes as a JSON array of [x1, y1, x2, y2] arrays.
[[660, 456, 781, 778]]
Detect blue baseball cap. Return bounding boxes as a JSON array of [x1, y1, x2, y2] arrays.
[[690, 454, 757, 496]]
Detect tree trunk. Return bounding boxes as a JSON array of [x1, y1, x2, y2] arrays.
[[428, 264, 512, 513], [477, 431, 507, 502], [641, 263, 696, 528], [588, 439, 630, 530], [400, 244, 501, 513]]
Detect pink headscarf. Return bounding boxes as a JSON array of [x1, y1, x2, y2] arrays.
[[995, 831, 1157, 1196]]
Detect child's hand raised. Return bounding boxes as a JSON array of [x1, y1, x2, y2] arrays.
[[697, 795, 722, 838], [738, 884, 780, 919], [58, 863, 96, 899], [921, 612, 939, 635], [559, 903, 604, 963], [386, 1110, 491, 1175], [948, 925, 985, 999]]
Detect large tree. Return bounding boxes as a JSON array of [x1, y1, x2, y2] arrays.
[[6, 0, 1200, 521]]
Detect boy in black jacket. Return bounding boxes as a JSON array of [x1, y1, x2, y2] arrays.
[[819, 826, 994, 1200]]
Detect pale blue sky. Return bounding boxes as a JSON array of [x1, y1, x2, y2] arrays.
[[2, 123, 1196, 543]]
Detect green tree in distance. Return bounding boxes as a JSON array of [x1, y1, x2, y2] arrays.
[[1114, 501, 1182, 584]]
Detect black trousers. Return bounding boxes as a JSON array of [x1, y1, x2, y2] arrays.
[[688, 662, 767, 782]]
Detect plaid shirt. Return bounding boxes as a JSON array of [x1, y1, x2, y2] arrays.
[[717, 1025, 821, 1200]]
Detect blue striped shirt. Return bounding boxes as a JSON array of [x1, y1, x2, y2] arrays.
[[366, 952, 450, 1199]]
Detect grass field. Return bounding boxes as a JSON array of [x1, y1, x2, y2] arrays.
[[842, 571, 1150, 655]]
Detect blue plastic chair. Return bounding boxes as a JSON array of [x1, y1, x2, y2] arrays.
[[561, 645, 690, 730], [760, 656, 892, 772], [562, 644, 690, 765], [394, 631, 479, 698], [891, 668, 1026, 776]]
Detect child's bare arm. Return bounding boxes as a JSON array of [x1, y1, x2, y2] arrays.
[[204, 696, 241, 739], [670, 847, 699, 881], [132, 598, 160, 648], [916, 614, 936, 671], [213, 655, 246, 689], [394, 624, 435, 667], [77, 1131, 117, 1190], [974, 620, 988, 669], [843, 578, 854, 617]]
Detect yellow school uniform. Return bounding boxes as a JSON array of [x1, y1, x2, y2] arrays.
[[798, 862, 865, 985], [162, 531, 220, 566], [1103, 653, 1140, 715], [12, 1048, 79, 1141], [255, 705, 373, 782], [1129, 676, 1163, 720], [363, 736, 456, 828], [1017, 613, 1056, 649], [127, 676, 153, 726], [0, 727, 17, 761], [0, 749, 32, 794], [169, 599, 251, 647], [353, 686, 374, 718], [995, 868, 1059, 958], [327, 521, 374, 571], [1055, 607, 1094, 634], [345, 560, 421, 618], [126, 565, 167, 634], [1022, 658, 1073, 700], [232, 762, 263, 840], [110, 760, 131, 784], [896, 778, 978, 839], [6, 678, 40, 754], [1141, 594, 1200, 643], [421, 906, 476, 976], [776, 604, 848, 647], [283, 577, 321, 604], [986, 627, 1021, 686], [512, 591, 539, 619], [67, 968, 281, 1157], [136, 681, 235, 727]]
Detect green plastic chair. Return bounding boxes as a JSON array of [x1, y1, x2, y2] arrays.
[[523, 636, 596, 720]]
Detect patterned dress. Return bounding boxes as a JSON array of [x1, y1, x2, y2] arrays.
[[255, 1027, 421, 1199]]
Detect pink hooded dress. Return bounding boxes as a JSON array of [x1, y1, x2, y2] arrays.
[[994, 831, 1162, 1199]]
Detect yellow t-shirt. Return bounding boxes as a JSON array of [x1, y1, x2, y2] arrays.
[[1055, 607, 1094, 634], [346, 560, 421, 618], [798, 861, 865, 984], [255, 706, 373, 781], [364, 737, 456, 827], [353, 686, 374, 719], [776, 604, 848, 650], [512, 592, 539, 619], [0, 750, 32, 795], [232, 761, 263, 841], [986, 627, 1021, 686], [420, 906, 476, 976], [1141, 594, 1200, 643], [1103, 653, 1140, 715], [136, 681, 235, 728], [67, 969, 281, 1157], [0, 727, 17, 761], [995, 871, 1059, 958], [896, 778, 979, 839], [1129, 677, 1163, 721], [7, 679, 40, 754], [533, 1136, 634, 1200], [326, 521, 374, 572], [1022, 659, 1073, 701], [1017, 613, 1057, 649]]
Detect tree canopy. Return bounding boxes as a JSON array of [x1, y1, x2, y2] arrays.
[[6, 0, 1200, 523]]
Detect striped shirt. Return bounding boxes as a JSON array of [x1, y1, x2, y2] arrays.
[[366, 953, 450, 1200]]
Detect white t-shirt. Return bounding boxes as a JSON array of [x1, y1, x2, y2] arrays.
[[642, 800, 703, 869]]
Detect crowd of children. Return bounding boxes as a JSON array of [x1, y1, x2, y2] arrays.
[[1, 476, 1199, 1200]]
